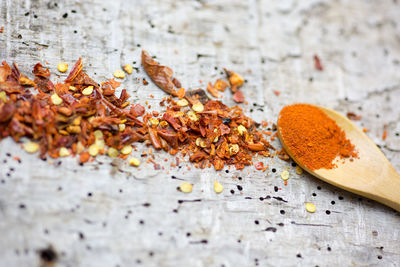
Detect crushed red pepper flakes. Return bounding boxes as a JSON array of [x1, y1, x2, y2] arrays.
[[346, 112, 362, 121], [313, 55, 323, 71], [254, 162, 264, 170], [0, 26, 4, 33], [0, 52, 275, 171], [273, 90, 280, 96], [382, 129, 387, 141]]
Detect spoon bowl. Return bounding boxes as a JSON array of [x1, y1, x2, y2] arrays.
[[277, 105, 400, 212]]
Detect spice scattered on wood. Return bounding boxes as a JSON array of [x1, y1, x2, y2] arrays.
[[278, 104, 358, 170], [0, 52, 274, 171]]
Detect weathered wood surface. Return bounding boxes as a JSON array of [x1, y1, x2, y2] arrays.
[[1, 0, 400, 266]]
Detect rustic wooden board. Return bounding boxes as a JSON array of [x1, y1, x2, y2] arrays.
[[0, 0, 400, 266]]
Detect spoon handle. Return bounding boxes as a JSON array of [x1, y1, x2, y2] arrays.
[[374, 166, 400, 212]]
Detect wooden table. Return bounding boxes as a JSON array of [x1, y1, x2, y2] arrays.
[[1, 0, 399, 266]]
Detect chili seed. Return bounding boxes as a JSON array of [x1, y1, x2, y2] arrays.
[[123, 64, 133, 74], [179, 182, 193, 193], [113, 70, 125, 79], [82, 86, 94, 96], [214, 181, 224, 193], [57, 62, 68, 73], [305, 203, 316, 213], [23, 141, 39, 153]]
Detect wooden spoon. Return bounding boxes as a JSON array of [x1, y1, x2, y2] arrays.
[[277, 105, 400, 212]]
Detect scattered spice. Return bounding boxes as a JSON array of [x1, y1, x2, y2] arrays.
[[0, 53, 273, 171], [273, 90, 280, 96], [313, 55, 323, 71], [278, 104, 358, 170], [305, 202, 316, 213], [0, 26, 3, 33]]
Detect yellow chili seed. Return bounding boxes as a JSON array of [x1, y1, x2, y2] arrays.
[[94, 130, 103, 139], [296, 166, 303, 175], [121, 145, 132, 155], [229, 144, 239, 155], [123, 64, 133, 74], [76, 141, 84, 154], [118, 123, 126, 132], [88, 144, 99, 157], [23, 141, 39, 153], [82, 86, 94, 96], [305, 203, 316, 213], [129, 157, 140, 167], [107, 147, 119, 158], [113, 70, 125, 79], [177, 99, 189, 107], [149, 118, 159, 126], [237, 125, 247, 135], [214, 181, 224, 194], [281, 170, 290, 181], [95, 139, 105, 150], [0, 91, 7, 102], [192, 102, 204, 112], [179, 182, 193, 193], [187, 111, 198, 121], [57, 62, 68, 73], [59, 147, 70, 157], [51, 93, 63, 105], [69, 86, 77, 92], [160, 121, 169, 127], [72, 116, 81, 126]]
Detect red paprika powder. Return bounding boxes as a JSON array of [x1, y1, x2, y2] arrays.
[[278, 104, 358, 170]]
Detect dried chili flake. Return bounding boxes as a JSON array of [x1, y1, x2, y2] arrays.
[[142, 50, 178, 96], [382, 129, 387, 141], [346, 112, 362, 121], [254, 162, 264, 170], [313, 55, 323, 71], [233, 90, 245, 103]]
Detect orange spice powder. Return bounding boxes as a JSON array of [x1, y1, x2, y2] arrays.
[[278, 104, 358, 170]]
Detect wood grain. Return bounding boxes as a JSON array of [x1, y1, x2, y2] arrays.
[[0, 0, 399, 266]]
